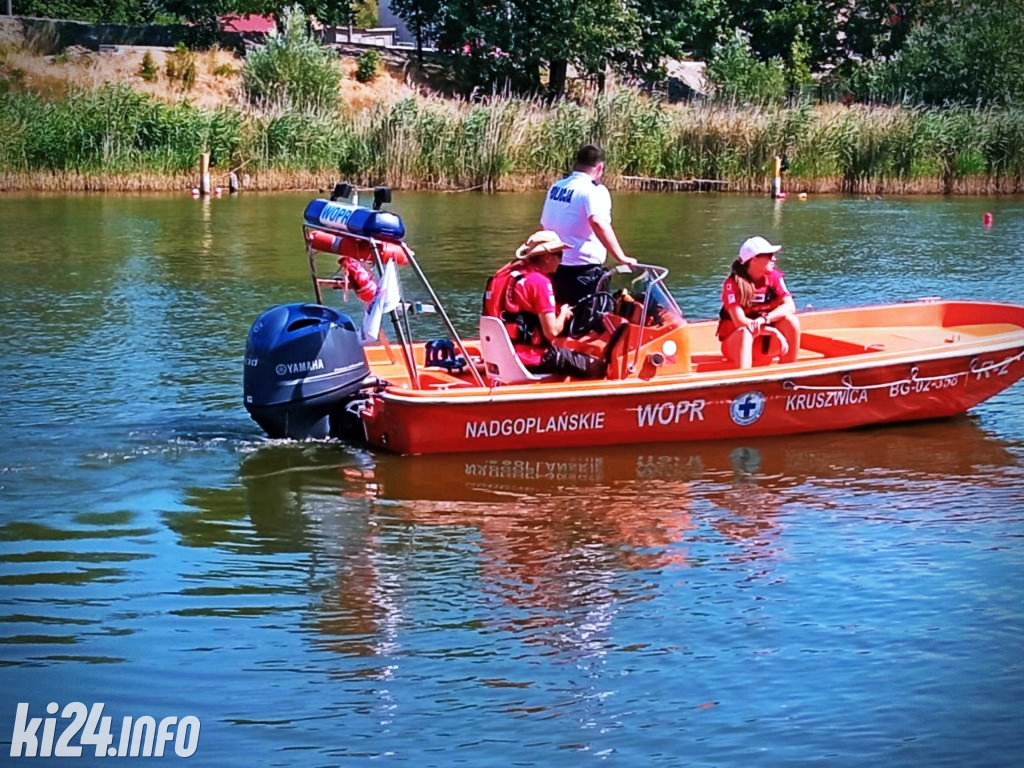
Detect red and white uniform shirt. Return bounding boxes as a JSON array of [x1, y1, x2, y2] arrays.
[[717, 268, 791, 340]]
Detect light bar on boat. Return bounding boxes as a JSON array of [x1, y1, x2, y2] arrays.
[[303, 199, 406, 241]]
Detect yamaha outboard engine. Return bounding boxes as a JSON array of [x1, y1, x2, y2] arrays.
[[244, 303, 371, 440]]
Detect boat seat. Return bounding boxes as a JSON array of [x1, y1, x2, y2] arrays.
[[478, 315, 548, 385], [800, 332, 877, 357]]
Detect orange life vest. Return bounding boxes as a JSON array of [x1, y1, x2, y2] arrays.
[[482, 263, 542, 346]]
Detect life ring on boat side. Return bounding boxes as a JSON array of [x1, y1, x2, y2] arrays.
[[307, 229, 408, 265], [753, 326, 788, 363]]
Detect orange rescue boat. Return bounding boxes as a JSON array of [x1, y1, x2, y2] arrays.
[[242, 190, 1024, 455]]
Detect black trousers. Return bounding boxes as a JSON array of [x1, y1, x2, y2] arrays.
[[552, 263, 605, 307], [530, 345, 606, 379]]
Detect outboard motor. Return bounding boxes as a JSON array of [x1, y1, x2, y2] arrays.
[[244, 303, 371, 440]]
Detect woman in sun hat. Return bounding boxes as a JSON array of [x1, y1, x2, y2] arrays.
[[482, 230, 606, 378], [716, 235, 801, 368]]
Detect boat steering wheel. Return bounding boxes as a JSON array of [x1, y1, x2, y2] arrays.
[[567, 291, 616, 337]]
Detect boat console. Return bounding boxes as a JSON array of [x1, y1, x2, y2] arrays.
[[556, 264, 694, 380]]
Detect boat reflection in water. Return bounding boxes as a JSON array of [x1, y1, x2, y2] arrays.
[[236, 417, 1021, 658]]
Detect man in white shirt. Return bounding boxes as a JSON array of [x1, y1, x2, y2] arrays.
[[540, 144, 637, 307]]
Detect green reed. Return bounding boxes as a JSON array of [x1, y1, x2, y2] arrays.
[[2, 83, 1023, 194]]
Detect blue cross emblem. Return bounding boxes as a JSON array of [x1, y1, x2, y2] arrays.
[[730, 391, 766, 426]]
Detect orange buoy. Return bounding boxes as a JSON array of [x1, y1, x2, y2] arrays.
[[306, 230, 408, 265], [983, 212, 994, 227]]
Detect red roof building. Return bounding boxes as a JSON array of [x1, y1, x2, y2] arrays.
[[219, 14, 277, 35]]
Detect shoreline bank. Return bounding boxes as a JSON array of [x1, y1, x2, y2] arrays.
[[2, 171, 1021, 196]]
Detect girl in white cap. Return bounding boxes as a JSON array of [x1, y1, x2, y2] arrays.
[[716, 236, 801, 368]]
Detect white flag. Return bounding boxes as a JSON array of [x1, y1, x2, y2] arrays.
[[361, 259, 401, 342]]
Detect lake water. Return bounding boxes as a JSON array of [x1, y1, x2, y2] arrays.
[[1, 189, 1023, 766]]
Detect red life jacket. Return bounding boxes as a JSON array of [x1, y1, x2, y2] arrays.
[[482, 263, 542, 346]]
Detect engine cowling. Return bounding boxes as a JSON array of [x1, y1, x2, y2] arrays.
[[244, 303, 371, 440]]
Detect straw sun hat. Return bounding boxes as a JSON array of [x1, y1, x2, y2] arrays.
[[515, 230, 570, 260]]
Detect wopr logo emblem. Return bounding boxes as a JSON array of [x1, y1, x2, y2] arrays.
[[730, 391, 766, 426]]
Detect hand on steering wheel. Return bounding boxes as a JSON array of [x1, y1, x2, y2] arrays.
[[567, 291, 615, 337]]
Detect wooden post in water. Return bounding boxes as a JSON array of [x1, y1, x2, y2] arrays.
[[771, 155, 782, 199], [199, 152, 211, 197]]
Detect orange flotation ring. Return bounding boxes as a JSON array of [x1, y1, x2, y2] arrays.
[[306, 229, 408, 265]]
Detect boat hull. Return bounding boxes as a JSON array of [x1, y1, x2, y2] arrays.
[[362, 345, 1024, 455]]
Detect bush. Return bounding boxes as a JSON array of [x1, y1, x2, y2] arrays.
[[355, 49, 381, 83], [242, 5, 342, 113], [165, 43, 197, 91], [139, 51, 158, 82]]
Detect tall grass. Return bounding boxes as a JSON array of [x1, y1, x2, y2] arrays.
[[0, 85, 240, 177], [2, 83, 1023, 194]]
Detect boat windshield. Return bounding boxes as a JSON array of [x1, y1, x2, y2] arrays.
[[600, 263, 684, 326]]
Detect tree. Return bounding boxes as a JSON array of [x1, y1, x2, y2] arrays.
[[389, 0, 442, 61], [784, 25, 812, 97], [387, 0, 709, 97], [303, 0, 359, 28], [14, 0, 163, 23], [704, 0, 850, 71], [870, 0, 1024, 105], [653, 0, 724, 61], [162, 0, 228, 26], [705, 28, 786, 104], [840, 0, 921, 63]]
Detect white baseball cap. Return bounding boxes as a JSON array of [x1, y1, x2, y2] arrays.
[[738, 236, 782, 264]]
